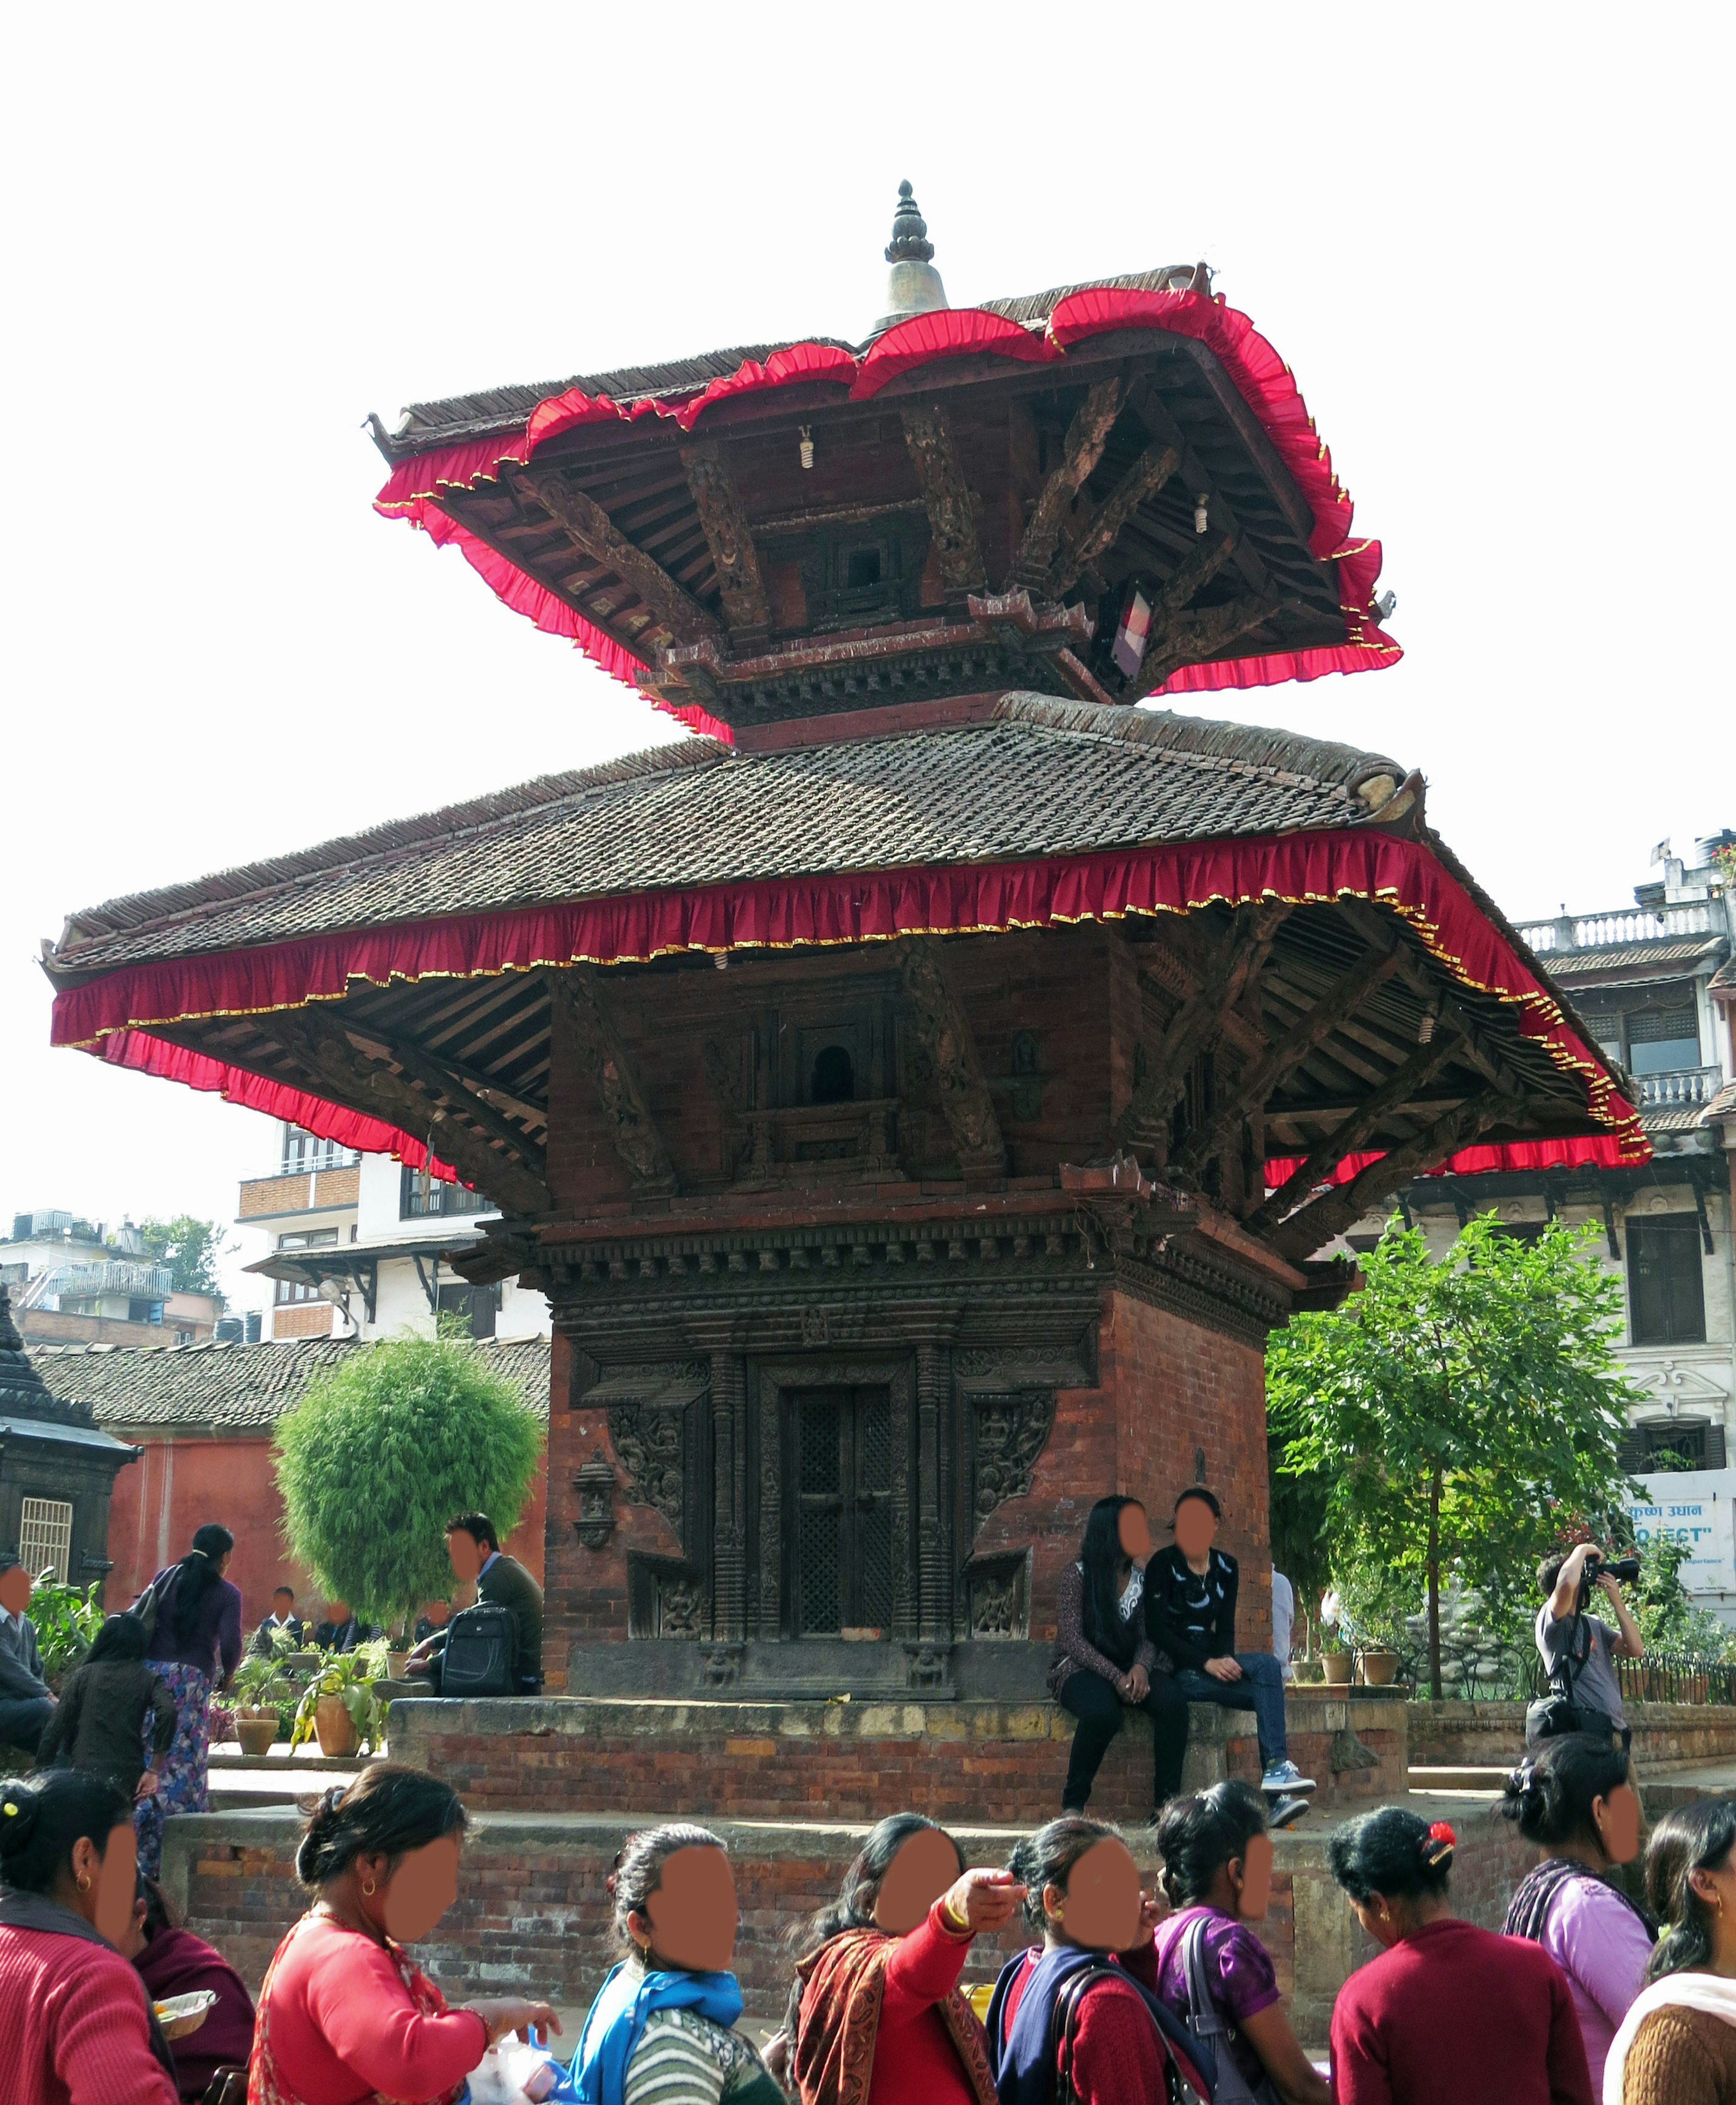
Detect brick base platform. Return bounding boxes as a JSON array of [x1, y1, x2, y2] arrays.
[[383, 1688, 1409, 1827], [1408, 1699, 1736, 1773], [160, 1789, 1520, 2045]]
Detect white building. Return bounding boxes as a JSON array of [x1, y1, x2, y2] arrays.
[[238, 1124, 549, 1343], [0, 1211, 221, 1347]]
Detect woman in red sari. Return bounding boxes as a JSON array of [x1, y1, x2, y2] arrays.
[[249, 1765, 558, 2105], [785, 1812, 1026, 2105]]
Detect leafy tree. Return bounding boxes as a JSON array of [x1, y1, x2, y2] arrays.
[[137, 1215, 234, 1300], [1267, 1431, 1334, 1658], [274, 1331, 543, 1635], [1630, 1534, 1736, 1659], [1268, 1213, 1641, 1698]]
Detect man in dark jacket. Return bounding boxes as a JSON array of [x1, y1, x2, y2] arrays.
[[250, 1586, 306, 1654], [0, 1557, 55, 1754], [1145, 1487, 1314, 1808], [408, 1513, 543, 1692]]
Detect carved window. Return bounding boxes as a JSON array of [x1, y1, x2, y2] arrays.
[[791, 1386, 895, 1636], [810, 1045, 856, 1104]]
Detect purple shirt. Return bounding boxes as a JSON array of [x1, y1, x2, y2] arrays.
[[141, 1566, 243, 1687], [1152, 1904, 1279, 2091], [1528, 1874, 1652, 2093]]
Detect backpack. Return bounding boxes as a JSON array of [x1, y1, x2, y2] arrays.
[[1180, 1917, 1278, 2105], [131, 1567, 176, 1642], [439, 1601, 519, 1698], [1044, 1959, 1215, 2105]]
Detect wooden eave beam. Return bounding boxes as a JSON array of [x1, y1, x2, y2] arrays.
[[896, 937, 1006, 1175], [1267, 1095, 1511, 1262], [1008, 376, 1123, 590], [521, 471, 723, 647], [899, 403, 987, 597], [434, 495, 652, 666], [1048, 440, 1181, 596], [1115, 903, 1293, 1148], [1172, 938, 1408, 1177], [1123, 378, 1269, 595], [264, 1011, 553, 1214], [1171, 337, 1317, 547], [544, 968, 679, 1194], [679, 440, 772, 635], [363, 1031, 549, 1161], [1138, 591, 1286, 696]]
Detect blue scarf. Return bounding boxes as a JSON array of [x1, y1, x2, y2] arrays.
[[987, 1943, 1215, 2105], [565, 1959, 745, 2105]]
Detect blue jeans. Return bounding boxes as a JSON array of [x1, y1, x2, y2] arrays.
[[1171, 1653, 1288, 1770]]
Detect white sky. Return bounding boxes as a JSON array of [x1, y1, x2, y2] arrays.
[[3, 8, 1731, 1312]]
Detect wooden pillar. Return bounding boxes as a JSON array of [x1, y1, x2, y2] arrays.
[[696, 1330, 749, 1642], [912, 1332, 956, 1645]]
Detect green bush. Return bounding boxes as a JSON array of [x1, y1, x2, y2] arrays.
[[29, 1579, 106, 1686], [274, 1331, 542, 1635]]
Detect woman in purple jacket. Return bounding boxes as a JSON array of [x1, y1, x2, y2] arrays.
[[134, 1523, 242, 1878]]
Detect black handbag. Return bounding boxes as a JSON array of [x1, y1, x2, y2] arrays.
[[437, 1601, 519, 1698], [1525, 1612, 1592, 1747]]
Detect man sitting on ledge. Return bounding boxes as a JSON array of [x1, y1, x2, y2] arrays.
[[1145, 1487, 1314, 1809], [407, 1513, 543, 1695]]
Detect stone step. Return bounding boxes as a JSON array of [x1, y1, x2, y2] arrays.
[[209, 1744, 370, 1774], [1408, 1765, 1510, 1795]]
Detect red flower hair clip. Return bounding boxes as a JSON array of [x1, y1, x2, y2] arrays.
[[1427, 1821, 1456, 1847]]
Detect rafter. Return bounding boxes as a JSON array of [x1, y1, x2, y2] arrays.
[[899, 404, 986, 596], [1139, 591, 1285, 695], [1172, 938, 1408, 1178], [1115, 904, 1293, 1148], [1008, 376, 1123, 590], [896, 937, 1005, 1176], [678, 441, 772, 635], [544, 968, 679, 1194], [434, 496, 652, 666], [1048, 441, 1180, 596], [265, 1011, 552, 1214], [368, 1031, 548, 1169], [524, 472, 723, 646], [1123, 378, 1269, 595], [1245, 1034, 1467, 1237], [1266, 1095, 1510, 1261]]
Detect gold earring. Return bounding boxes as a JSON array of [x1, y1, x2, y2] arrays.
[[77, 1873, 91, 1892], [361, 1878, 377, 1898]]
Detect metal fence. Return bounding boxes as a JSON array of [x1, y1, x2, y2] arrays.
[[1516, 1648, 1736, 1707]]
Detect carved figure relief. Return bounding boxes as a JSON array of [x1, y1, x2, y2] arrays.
[[608, 1402, 688, 1542], [966, 1555, 1029, 1638], [970, 1391, 1056, 1520], [656, 1571, 705, 1639]]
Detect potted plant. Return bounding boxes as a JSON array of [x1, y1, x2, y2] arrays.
[[1358, 1648, 1401, 1686], [291, 1647, 385, 1759], [228, 1653, 288, 1757], [1322, 1648, 1355, 1685]]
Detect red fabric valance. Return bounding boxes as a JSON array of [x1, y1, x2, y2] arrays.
[[52, 830, 1646, 1176], [372, 290, 1399, 728], [1263, 1133, 1637, 1192]]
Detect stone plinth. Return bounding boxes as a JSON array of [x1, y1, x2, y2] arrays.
[[1407, 1700, 1736, 1774], [383, 1687, 1406, 1828]]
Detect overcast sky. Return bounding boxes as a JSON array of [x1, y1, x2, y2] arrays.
[[3, 9, 1730, 1312]]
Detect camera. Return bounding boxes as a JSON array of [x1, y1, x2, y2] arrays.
[[1579, 1552, 1641, 1608]]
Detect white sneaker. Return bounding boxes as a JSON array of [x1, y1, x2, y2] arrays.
[[1262, 1760, 1316, 1792]]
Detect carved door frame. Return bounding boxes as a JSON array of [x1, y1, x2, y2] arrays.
[[750, 1353, 918, 1642]]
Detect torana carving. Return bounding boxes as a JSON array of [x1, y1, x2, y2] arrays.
[[608, 1402, 689, 1542], [969, 1390, 1056, 1520]]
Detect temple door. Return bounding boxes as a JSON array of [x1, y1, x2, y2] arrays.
[[790, 1386, 896, 1637]]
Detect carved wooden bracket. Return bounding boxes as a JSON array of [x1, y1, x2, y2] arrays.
[[896, 938, 1005, 1176], [679, 441, 772, 636], [899, 403, 986, 597], [545, 968, 679, 1194], [1009, 376, 1123, 590], [526, 472, 723, 647], [1048, 440, 1180, 597]]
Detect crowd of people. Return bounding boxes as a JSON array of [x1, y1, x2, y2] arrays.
[[6, 1503, 1736, 2100]]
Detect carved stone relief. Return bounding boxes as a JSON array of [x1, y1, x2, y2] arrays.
[[656, 1570, 706, 1639], [608, 1402, 689, 1543], [969, 1390, 1057, 1520], [966, 1553, 1030, 1639]]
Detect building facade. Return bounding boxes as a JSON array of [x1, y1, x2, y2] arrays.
[[0, 1212, 221, 1349], [237, 1122, 549, 1344]]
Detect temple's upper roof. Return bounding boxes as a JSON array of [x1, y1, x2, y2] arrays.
[[51, 698, 1402, 975]]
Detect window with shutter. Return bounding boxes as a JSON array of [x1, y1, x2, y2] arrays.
[[789, 1386, 896, 1636], [1629, 1221, 1708, 1345]]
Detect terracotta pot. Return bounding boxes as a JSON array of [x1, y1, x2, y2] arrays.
[[1359, 1651, 1401, 1687], [314, 1694, 360, 1758], [387, 1651, 414, 1680], [1322, 1651, 1354, 1686], [235, 1709, 278, 1758]]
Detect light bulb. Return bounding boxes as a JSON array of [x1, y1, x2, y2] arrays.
[[799, 427, 814, 471], [1194, 494, 1210, 534]]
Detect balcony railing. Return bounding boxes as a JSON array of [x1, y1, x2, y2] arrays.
[[1516, 901, 1720, 952], [23, 1261, 174, 1302], [1638, 1065, 1727, 1109]]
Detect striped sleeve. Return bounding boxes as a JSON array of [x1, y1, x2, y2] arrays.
[[623, 2012, 728, 2105]]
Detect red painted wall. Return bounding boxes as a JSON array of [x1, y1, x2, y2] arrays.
[[106, 1430, 548, 1633]]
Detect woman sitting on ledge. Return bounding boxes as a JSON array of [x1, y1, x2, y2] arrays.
[[784, 1811, 1021, 2105], [249, 1765, 557, 2104], [1048, 1495, 1189, 1817]]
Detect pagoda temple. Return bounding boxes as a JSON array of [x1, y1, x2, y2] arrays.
[[45, 189, 1646, 1714]]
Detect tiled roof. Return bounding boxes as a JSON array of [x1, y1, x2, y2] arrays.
[[1640, 1104, 1721, 1137], [1547, 939, 1727, 976], [31, 1333, 550, 1431], [380, 268, 1193, 456], [1702, 1080, 1736, 1123], [51, 698, 1403, 975], [1711, 957, 1736, 996]]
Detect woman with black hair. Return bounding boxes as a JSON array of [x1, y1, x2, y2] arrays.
[[250, 1763, 557, 2104], [35, 1613, 176, 1803], [134, 1524, 244, 1878], [986, 1814, 1211, 2105], [1603, 1797, 1736, 2104], [0, 1769, 179, 2104], [122, 1872, 255, 2102], [1501, 1733, 1652, 2093], [1151, 1780, 1328, 2104], [1326, 1806, 1592, 2105], [783, 1812, 1020, 2105], [1047, 1496, 1189, 1815], [568, 1821, 782, 2104]]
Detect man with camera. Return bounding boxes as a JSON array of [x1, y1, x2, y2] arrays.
[[1530, 1541, 1644, 1751]]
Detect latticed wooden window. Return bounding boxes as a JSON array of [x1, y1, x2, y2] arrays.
[[19, 1496, 74, 1583], [1629, 1220, 1707, 1346], [792, 1387, 895, 1636]]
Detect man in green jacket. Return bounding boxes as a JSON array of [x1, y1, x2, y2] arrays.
[[408, 1511, 543, 1692]]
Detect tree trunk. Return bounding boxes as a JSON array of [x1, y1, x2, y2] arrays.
[[1428, 1464, 1444, 1701]]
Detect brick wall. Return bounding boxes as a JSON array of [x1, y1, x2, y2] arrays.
[[1409, 1698, 1736, 1772]]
